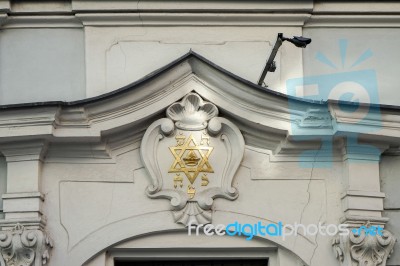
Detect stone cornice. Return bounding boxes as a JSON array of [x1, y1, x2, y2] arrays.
[[75, 13, 311, 26], [0, 15, 82, 28], [0, 13, 6, 26], [2, 13, 400, 28], [71, 0, 314, 13], [0, 0, 9, 12], [0, 1, 400, 28], [313, 1, 400, 14], [305, 15, 400, 28], [0, 140, 48, 162]]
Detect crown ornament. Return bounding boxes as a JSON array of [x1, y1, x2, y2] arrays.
[[183, 150, 201, 166], [167, 93, 218, 130]]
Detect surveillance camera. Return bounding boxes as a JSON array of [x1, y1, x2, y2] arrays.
[[286, 36, 312, 48], [257, 33, 312, 85]]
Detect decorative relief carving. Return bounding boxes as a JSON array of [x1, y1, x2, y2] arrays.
[[0, 224, 53, 266], [168, 133, 214, 186], [140, 93, 245, 226], [332, 222, 396, 266], [332, 235, 345, 262], [297, 108, 332, 128]]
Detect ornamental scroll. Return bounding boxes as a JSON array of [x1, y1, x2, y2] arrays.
[[140, 93, 245, 226]]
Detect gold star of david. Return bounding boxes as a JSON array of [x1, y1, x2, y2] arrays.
[[169, 134, 214, 184]]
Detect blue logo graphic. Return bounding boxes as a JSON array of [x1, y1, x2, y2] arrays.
[[352, 225, 383, 237], [225, 221, 283, 240], [286, 39, 381, 168], [188, 221, 383, 241]]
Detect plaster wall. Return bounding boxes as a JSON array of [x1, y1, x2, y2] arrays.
[[41, 143, 344, 265], [83, 26, 303, 98], [0, 28, 85, 104], [302, 28, 400, 106], [381, 155, 400, 265], [1, 24, 399, 106]]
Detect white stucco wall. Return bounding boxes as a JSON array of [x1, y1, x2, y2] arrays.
[[302, 28, 400, 106], [381, 155, 400, 265], [2, 27, 398, 107], [41, 144, 343, 265], [0, 28, 85, 104], [84, 26, 303, 98]]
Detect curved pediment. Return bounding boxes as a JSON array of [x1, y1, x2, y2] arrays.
[[0, 51, 398, 153]]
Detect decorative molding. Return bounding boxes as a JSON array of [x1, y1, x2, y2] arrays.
[[1, 13, 400, 29], [297, 108, 332, 129], [382, 146, 400, 156], [0, 0, 9, 12], [305, 15, 400, 28], [75, 13, 311, 26], [45, 142, 114, 164], [2, 13, 400, 29], [9, 1, 70, 14], [332, 222, 396, 266], [71, 1, 313, 13], [0, 13, 6, 26], [140, 93, 244, 226], [1, 192, 45, 222], [1, 15, 82, 29], [0, 224, 53, 266], [0, 140, 48, 162], [313, 2, 400, 14], [341, 190, 386, 199], [1, 2, 400, 28]]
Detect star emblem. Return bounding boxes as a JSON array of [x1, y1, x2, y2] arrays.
[[169, 134, 214, 184]]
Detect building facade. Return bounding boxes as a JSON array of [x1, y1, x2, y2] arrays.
[[0, 1, 399, 265]]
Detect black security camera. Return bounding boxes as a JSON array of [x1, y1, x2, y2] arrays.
[[282, 35, 312, 48], [257, 33, 312, 86]]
